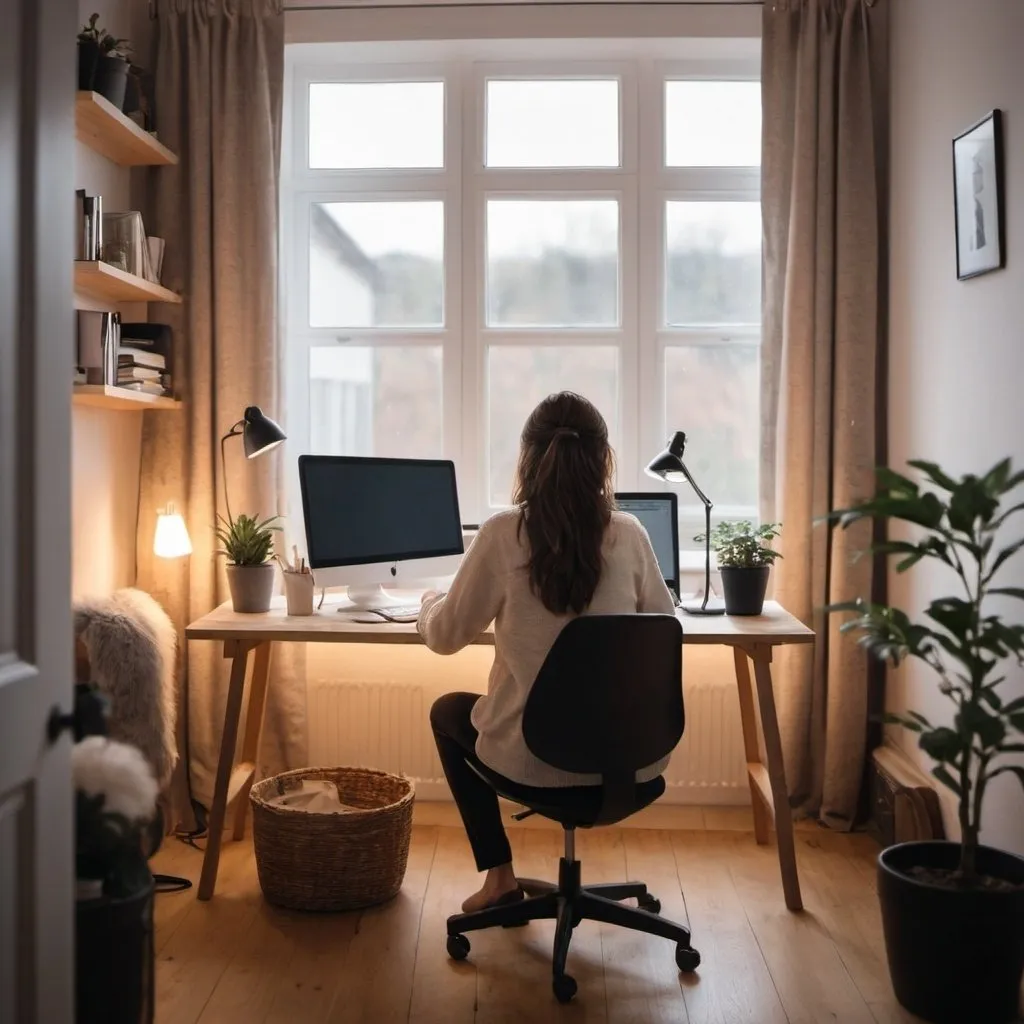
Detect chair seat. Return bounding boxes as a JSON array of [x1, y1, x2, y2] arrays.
[[472, 761, 666, 828]]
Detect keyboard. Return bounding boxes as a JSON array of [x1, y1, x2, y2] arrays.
[[360, 604, 421, 623]]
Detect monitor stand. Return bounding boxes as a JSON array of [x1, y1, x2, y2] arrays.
[[342, 584, 408, 613]]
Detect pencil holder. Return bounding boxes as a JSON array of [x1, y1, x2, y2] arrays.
[[283, 570, 315, 616]]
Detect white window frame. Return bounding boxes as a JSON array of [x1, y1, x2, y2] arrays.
[[283, 46, 761, 561]]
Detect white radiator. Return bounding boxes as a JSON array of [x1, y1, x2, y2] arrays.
[[307, 680, 750, 804]]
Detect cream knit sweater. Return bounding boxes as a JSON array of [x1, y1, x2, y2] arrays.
[[418, 508, 677, 788]]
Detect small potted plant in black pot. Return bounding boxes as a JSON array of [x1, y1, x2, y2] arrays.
[[217, 512, 281, 613], [826, 458, 1024, 1024], [77, 13, 132, 109], [698, 520, 782, 615], [77, 13, 103, 91]]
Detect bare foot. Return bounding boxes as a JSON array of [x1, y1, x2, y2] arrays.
[[461, 863, 520, 913]]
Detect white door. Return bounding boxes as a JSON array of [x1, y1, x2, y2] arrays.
[[0, 0, 77, 1020]]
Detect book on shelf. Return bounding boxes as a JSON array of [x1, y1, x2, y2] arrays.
[[118, 365, 163, 382], [119, 348, 166, 371], [120, 322, 172, 369], [117, 379, 169, 397]]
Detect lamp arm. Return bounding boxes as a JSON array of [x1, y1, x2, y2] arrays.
[[675, 458, 713, 510], [676, 458, 714, 611], [219, 422, 244, 525]]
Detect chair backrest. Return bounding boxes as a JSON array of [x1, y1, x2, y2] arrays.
[[522, 614, 684, 779]]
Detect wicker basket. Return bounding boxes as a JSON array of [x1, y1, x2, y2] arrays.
[[250, 766, 414, 911]]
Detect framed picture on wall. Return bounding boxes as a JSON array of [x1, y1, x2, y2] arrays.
[[953, 109, 1005, 280]]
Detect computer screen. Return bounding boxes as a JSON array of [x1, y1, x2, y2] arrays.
[[299, 456, 464, 569], [614, 492, 679, 592]]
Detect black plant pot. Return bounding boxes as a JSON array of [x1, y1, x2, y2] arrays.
[[76, 878, 155, 1024], [78, 39, 101, 91], [94, 55, 130, 111], [878, 841, 1024, 1024], [719, 566, 770, 615]]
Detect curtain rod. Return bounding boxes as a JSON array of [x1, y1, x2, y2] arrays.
[[286, 1, 764, 10]]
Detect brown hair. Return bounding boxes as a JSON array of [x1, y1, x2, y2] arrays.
[[512, 392, 615, 615]]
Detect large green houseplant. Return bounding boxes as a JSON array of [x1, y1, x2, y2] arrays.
[[216, 512, 281, 613], [827, 458, 1024, 1024]]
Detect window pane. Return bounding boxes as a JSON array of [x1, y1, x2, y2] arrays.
[[486, 200, 619, 327], [664, 344, 759, 535], [665, 81, 761, 167], [308, 82, 444, 169], [310, 202, 444, 328], [487, 346, 619, 506], [486, 80, 619, 168], [665, 201, 760, 326], [309, 346, 443, 459]]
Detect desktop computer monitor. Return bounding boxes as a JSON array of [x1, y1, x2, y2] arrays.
[[298, 455, 464, 609]]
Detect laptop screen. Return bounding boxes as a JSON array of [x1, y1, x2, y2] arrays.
[[614, 493, 680, 595]]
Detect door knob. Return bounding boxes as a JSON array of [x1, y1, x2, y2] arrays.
[[47, 706, 76, 743], [47, 686, 109, 744]]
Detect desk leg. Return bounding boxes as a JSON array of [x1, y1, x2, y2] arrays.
[[197, 639, 252, 901], [749, 645, 803, 912], [733, 648, 771, 845], [231, 641, 273, 841]]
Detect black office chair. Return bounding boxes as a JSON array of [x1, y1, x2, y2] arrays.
[[444, 614, 700, 1003]]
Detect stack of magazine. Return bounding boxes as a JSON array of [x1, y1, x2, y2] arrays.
[[119, 323, 172, 397]]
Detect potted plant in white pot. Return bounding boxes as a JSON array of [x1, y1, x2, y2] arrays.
[[826, 458, 1024, 1024], [698, 520, 782, 615], [217, 512, 281, 613]]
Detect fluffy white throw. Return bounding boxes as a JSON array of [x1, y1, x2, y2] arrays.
[[74, 588, 178, 789]]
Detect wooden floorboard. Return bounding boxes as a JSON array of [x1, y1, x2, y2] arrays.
[[151, 822, 924, 1024], [672, 830, 787, 1024]]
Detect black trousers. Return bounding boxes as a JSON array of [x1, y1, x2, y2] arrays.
[[430, 691, 516, 872]]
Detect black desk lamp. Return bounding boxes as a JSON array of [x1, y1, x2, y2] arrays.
[[220, 406, 287, 522], [645, 431, 725, 616]]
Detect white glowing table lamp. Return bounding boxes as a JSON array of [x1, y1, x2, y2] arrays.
[[154, 504, 193, 559]]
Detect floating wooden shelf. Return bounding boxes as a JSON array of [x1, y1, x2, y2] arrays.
[[75, 91, 178, 167], [73, 385, 181, 411], [74, 261, 182, 305]]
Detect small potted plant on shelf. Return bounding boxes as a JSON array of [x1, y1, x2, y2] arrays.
[[217, 512, 281, 613], [77, 12, 132, 110], [698, 520, 782, 615], [74, 732, 159, 1024], [825, 458, 1024, 1024]]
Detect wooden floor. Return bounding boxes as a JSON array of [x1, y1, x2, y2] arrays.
[[152, 819, 926, 1024]]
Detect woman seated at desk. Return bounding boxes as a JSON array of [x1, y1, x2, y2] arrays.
[[419, 391, 675, 914]]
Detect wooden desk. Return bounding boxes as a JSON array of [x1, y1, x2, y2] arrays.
[[186, 598, 814, 909]]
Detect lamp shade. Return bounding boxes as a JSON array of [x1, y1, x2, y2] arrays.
[[645, 431, 688, 482], [154, 505, 192, 558], [242, 406, 287, 459]]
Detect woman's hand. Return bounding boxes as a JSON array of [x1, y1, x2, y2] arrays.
[[421, 589, 441, 605]]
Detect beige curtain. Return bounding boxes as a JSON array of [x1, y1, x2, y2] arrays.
[[136, 0, 306, 830], [761, 0, 889, 828]]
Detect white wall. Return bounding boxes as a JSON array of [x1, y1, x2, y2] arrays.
[[72, 0, 150, 599], [889, 0, 1024, 853]]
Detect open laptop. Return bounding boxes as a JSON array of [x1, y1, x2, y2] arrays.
[[614, 492, 680, 605]]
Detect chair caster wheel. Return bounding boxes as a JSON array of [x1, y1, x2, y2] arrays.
[[675, 943, 701, 973], [447, 934, 470, 961], [552, 973, 578, 1003], [638, 893, 661, 914]]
